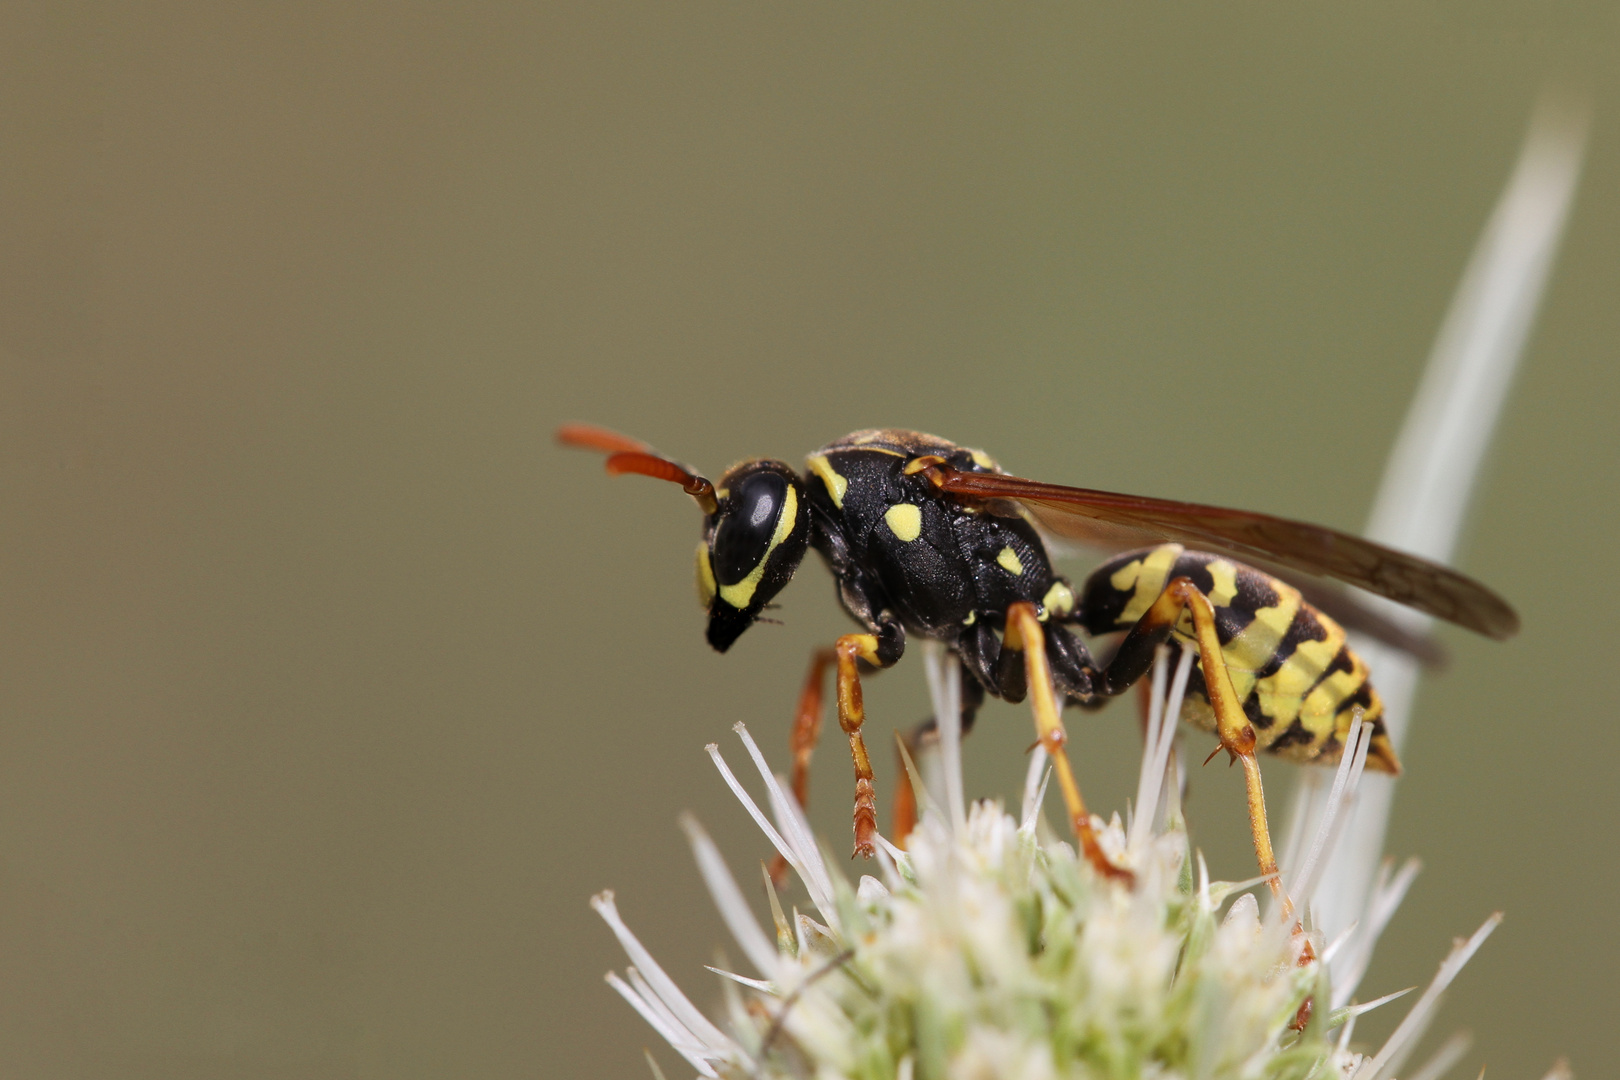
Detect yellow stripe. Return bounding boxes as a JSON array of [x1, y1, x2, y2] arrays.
[[884, 503, 922, 542], [694, 541, 716, 608], [717, 484, 798, 609], [1248, 609, 1334, 730], [1112, 544, 1183, 625], [1205, 559, 1238, 608], [1303, 649, 1369, 733], [1223, 582, 1301, 672], [806, 454, 848, 509]]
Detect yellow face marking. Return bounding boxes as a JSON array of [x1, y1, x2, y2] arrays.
[[1112, 544, 1184, 625], [806, 454, 848, 509], [694, 541, 716, 608], [996, 547, 1024, 576], [1041, 581, 1075, 618], [884, 502, 922, 542], [718, 559, 767, 610], [717, 484, 798, 609], [962, 611, 976, 626]]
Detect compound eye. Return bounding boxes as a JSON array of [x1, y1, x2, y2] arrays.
[[711, 471, 788, 586]]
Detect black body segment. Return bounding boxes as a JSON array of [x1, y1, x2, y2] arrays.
[[803, 430, 1061, 640]]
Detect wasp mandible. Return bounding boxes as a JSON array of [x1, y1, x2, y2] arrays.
[[559, 424, 1517, 893]]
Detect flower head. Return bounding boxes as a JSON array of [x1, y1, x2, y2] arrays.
[[595, 648, 1497, 1079]]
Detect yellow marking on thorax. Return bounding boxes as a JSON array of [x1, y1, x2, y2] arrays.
[[1111, 544, 1184, 625], [996, 547, 1024, 575], [694, 541, 716, 608], [969, 448, 997, 470], [717, 484, 798, 609], [962, 611, 976, 626], [806, 454, 848, 509], [1042, 580, 1075, 618], [884, 503, 922, 542]]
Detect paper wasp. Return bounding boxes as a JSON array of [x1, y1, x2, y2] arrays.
[[558, 424, 1517, 892]]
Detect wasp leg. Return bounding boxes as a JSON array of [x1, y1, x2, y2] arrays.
[[834, 625, 904, 859], [1004, 603, 1134, 883], [1096, 577, 1287, 911], [893, 668, 985, 846]]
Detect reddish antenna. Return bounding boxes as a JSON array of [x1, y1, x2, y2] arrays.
[[556, 423, 718, 515]]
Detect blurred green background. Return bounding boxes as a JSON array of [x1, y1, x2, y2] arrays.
[[2, 5, 1616, 1078]]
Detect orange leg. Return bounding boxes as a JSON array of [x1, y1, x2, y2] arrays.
[[1004, 603, 1133, 884], [892, 739, 920, 848], [834, 634, 882, 859], [1130, 579, 1287, 913]]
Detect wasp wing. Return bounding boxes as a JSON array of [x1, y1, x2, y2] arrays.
[[935, 468, 1518, 640]]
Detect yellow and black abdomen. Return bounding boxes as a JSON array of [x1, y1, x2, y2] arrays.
[[1076, 544, 1400, 774]]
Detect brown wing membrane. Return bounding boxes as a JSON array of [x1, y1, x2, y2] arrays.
[[935, 468, 1519, 640]]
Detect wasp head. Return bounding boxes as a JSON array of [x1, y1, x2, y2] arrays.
[[696, 459, 810, 652]]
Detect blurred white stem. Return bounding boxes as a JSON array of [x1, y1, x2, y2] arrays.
[[922, 642, 968, 833], [1299, 94, 1588, 940]]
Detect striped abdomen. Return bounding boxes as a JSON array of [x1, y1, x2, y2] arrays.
[[1077, 544, 1399, 773]]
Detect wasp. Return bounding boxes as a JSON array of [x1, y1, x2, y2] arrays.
[[558, 424, 1517, 893]]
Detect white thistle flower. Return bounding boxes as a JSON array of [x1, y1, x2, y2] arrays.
[[592, 97, 1587, 1080], [595, 654, 1496, 1080]]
